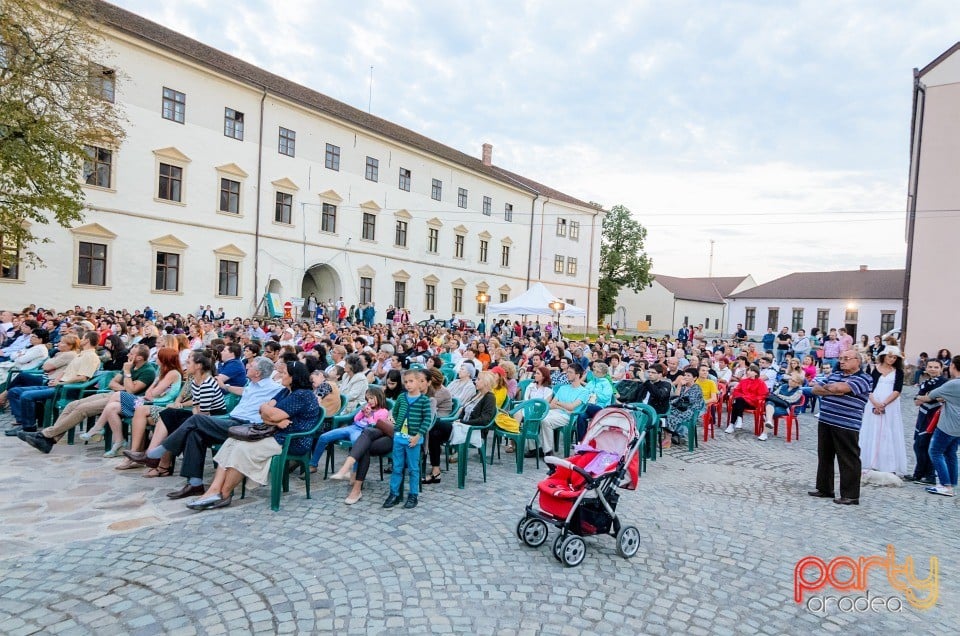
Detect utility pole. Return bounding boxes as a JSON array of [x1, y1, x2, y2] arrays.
[[708, 240, 715, 277], [368, 66, 373, 113]]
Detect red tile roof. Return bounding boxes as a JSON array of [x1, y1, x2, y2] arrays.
[[730, 269, 904, 300], [84, 0, 595, 210]]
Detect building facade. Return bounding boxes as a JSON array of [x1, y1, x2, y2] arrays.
[[726, 268, 903, 340], [903, 42, 960, 358], [612, 275, 755, 335], [0, 2, 601, 325]]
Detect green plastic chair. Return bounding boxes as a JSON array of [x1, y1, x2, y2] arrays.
[[626, 403, 660, 470], [445, 413, 496, 489], [441, 367, 456, 385], [489, 398, 549, 473], [516, 378, 532, 401], [42, 371, 107, 444], [240, 415, 325, 511]]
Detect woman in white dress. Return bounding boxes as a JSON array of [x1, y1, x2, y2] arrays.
[[859, 346, 907, 475]]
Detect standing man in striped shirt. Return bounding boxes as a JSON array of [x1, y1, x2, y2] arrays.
[[809, 350, 873, 505]]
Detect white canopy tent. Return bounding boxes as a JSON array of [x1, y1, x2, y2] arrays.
[[487, 282, 587, 317]]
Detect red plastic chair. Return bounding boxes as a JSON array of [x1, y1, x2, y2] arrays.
[[702, 386, 725, 441], [726, 394, 762, 433], [772, 395, 806, 442]]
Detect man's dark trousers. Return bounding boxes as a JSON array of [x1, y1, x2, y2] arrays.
[[162, 414, 247, 479], [815, 422, 861, 499]]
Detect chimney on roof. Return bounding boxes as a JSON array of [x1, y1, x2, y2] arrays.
[[482, 143, 493, 167], [859, 265, 868, 272]]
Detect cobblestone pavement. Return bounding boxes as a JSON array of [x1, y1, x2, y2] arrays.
[[0, 386, 955, 634]]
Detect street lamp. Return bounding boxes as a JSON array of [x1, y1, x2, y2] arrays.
[[549, 300, 565, 339], [476, 292, 489, 335]]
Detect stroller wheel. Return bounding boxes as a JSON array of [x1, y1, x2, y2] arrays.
[[616, 525, 641, 559], [516, 517, 530, 541], [521, 519, 549, 548], [559, 535, 586, 567], [552, 534, 565, 562]]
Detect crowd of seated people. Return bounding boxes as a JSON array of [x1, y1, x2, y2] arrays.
[[2, 305, 931, 510]]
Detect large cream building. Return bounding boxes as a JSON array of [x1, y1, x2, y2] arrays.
[[903, 42, 960, 358], [0, 1, 602, 326]]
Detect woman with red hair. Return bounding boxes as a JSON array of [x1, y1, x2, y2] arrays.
[[85, 347, 183, 457]]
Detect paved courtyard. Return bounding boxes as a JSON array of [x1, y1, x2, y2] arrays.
[[0, 386, 955, 634]]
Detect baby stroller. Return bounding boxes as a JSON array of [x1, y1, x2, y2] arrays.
[[516, 405, 644, 567]]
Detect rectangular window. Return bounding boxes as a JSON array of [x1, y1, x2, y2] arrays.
[[362, 213, 376, 241], [427, 228, 439, 253], [767, 308, 779, 331], [158, 163, 182, 202], [325, 143, 340, 171], [645, 314, 652, 323], [844, 310, 859, 323], [479, 240, 488, 263], [453, 287, 463, 313], [161, 87, 185, 123], [477, 298, 487, 315], [454, 235, 464, 258], [880, 311, 895, 334], [83, 146, 112, 188], [458, 188, 468, 209], [394, 281, 406, 309], [425, 284, 436, 311], [218, 259, 239, 296], [482, 195, 491, 216], [744, 308, 756, 331], [278, 127, 296, 157], [398, 167, 411, 192], [557, 218, 567, 237], [504, 203, 513, 222], [431, 179, 442, 201], [321, 203, 337, 233], [395, 220, 408, 247], [817, 309, 830, 334], [365, 156, 379, 181], [224, 108, 244, 140], [219, 178, 240, 214], [275, 192, 293, 224], [359, 277, 372, 304], [89, 65, 115, 102], [0, 234, 20, 280], [499, 293, 508, 303], [554, 254, 564, 273], [501, 245, 510, 267], [78, 241, 107, 286], [570, 221, 580, 240], [567, 257, 577, 276], [791, 309, 804, 332], [155, 252, 179, 292]]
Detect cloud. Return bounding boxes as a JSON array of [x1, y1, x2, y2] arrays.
[[107, 0, 959, 281]]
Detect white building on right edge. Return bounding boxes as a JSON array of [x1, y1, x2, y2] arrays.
[[725, 267, 904, 340]]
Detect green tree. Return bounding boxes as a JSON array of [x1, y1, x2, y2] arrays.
[[0, 0, 125, 270], [598, 204, 652, 319]]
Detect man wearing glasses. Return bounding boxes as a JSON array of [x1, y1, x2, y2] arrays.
[[809, 351, 872, 505]]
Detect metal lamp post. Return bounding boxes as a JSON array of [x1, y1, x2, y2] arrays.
[[476, 292, 489, 336], [549, 300, 565, 339]]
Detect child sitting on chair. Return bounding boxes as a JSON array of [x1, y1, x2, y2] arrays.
[[383, 369, 431, 510], [309, 387, 389, 474]]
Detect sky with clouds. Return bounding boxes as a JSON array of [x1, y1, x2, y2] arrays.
[[109, 0, 960, 283]]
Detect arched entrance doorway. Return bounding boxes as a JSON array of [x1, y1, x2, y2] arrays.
[[302, 264, 342, 316]]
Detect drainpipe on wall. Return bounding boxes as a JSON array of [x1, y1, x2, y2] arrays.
[[586, 208, 600, 334], [526, 192, 539, 288], [901, 69, 925, 354], [252, 88, 267, 313]]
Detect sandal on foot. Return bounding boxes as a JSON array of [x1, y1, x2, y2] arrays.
[[143, 465, 173, 478], [115, 458, 141, 470], [422, 473, 442, 485]]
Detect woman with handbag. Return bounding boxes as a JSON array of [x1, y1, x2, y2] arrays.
[[186, 360, 319, 510]]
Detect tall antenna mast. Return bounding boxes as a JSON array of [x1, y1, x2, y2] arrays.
[[708, 240, 715, 277], [368, 66, 373, 113]]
